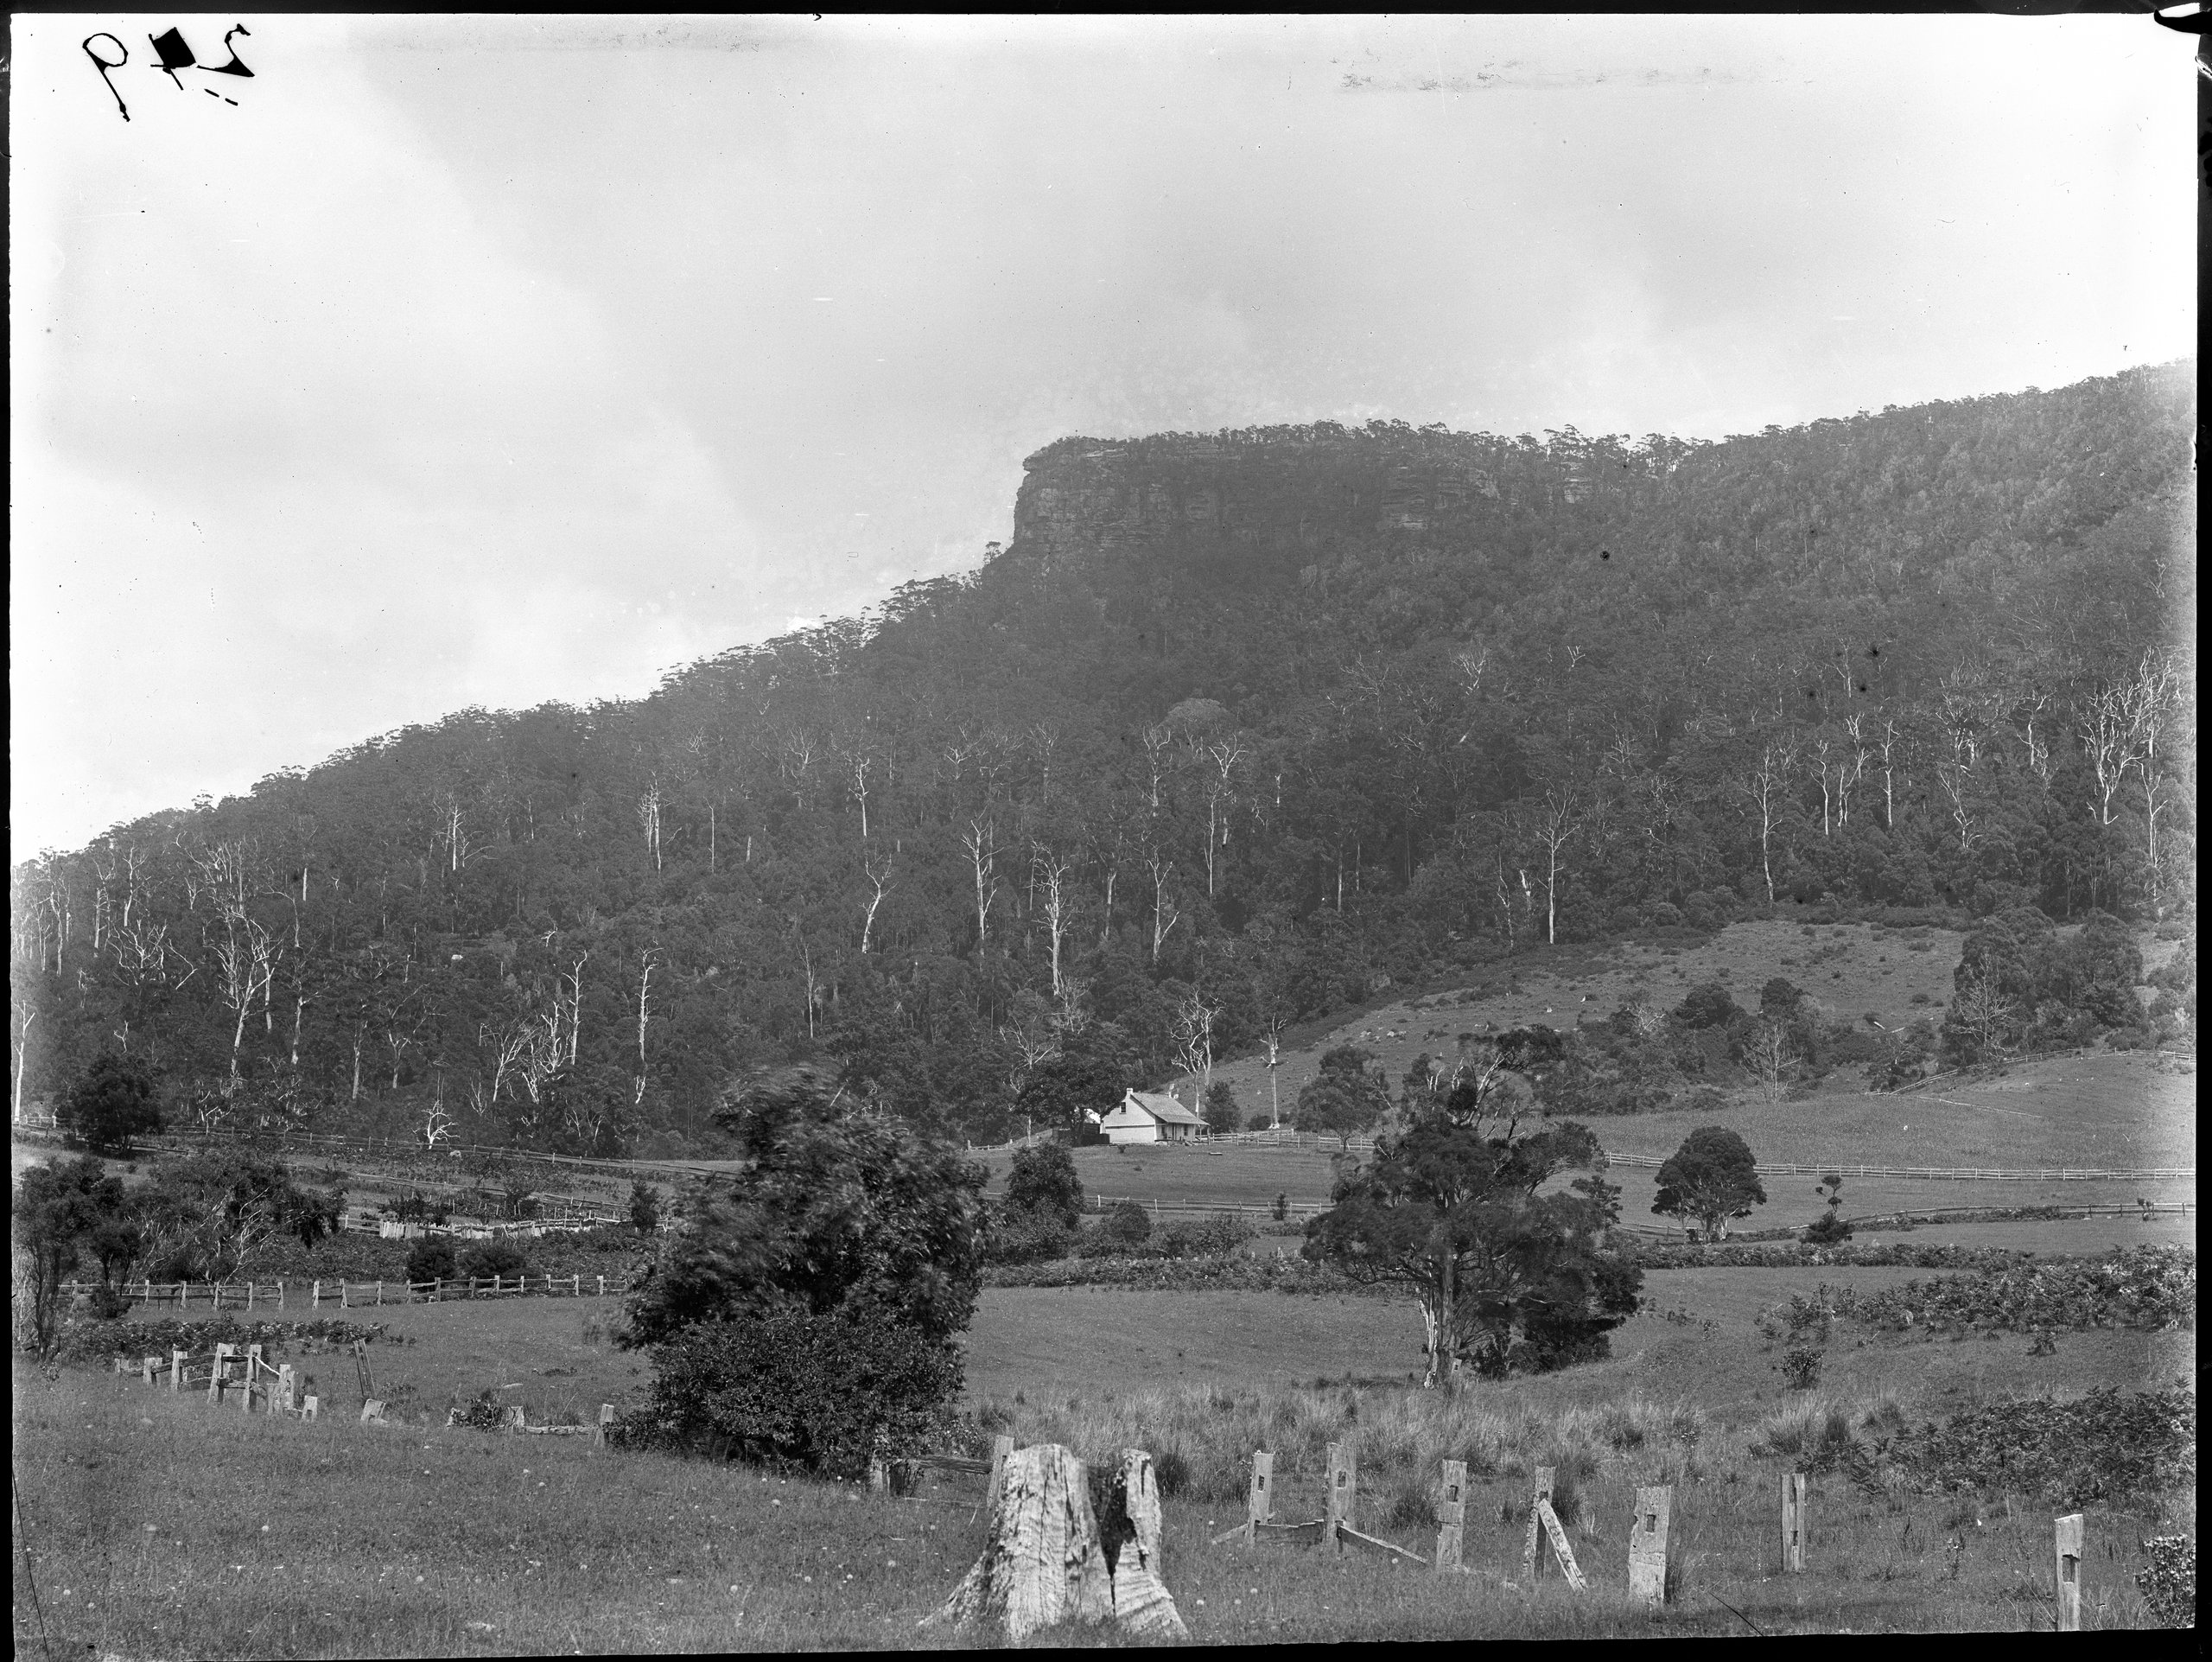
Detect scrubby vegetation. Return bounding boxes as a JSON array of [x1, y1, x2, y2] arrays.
[[1842, 1245, 2195, 1335]]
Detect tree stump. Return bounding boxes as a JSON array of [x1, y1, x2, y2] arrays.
[[925, 1444, 1188, 1643]]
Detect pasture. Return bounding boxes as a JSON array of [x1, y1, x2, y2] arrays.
[[16, 1258, 2191, 1653]]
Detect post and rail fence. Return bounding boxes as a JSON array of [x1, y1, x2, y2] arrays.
[[61, 1272, 633, 1310]]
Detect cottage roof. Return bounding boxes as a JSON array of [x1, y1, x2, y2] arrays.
[[1122, 1089, 1205, 1127]]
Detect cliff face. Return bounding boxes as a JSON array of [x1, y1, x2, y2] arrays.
[[1007, 425, 1652, 570]]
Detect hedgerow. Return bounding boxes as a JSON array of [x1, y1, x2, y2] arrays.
[[982, 1254, 1395, 1296], [1846, 1245, 2195, 1334], [1630, 1239, 2042, 1271]]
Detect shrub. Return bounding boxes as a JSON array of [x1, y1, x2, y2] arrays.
[[2137, 1536, 2196, 1629], [1106, 1200, 1153, 1244], [457, 1239, 529, 1283], [615, 1309, 963, 1479], [1847, 1245, 2195, 1334], [982, 1207, 1074, 1265], [405, 1239, 457, 1284], [57, 1054, 163, 1153], [1006, 1142, 1084, 1226], [1890, 1384, 2195, 1510], [1159, 1213, 1255, 1259]]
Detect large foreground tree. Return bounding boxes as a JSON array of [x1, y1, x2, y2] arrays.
[[620, 1063, 988, 1349], [1303, 1073, 1642, 1386]]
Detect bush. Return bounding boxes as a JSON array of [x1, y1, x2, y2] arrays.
[[1890, 1384, 2194, 1510], [57, 1054, 163, 1153], [1105, 1200, 1152, 1244], [981, 1207, 1074, 1265], [405, 1239, 457, 1284], [457, 1240, 529, 1283], [1847, 1245, 2194, 1334], [1159, 1213, 1255, 1259], [1006, 1142, 1084, 1226], [2137, 1536, 2196, 1629], [615, 1309, 963, 1478]]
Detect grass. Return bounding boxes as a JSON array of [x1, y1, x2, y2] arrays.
[[17, 1352, 2187, 1652]]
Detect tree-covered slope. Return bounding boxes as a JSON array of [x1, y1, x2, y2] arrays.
[[10, 362, 2194, 1153]]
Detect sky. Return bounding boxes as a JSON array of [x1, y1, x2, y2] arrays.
[[10, 13, 2195, 863]]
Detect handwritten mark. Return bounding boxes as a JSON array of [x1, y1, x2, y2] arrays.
[[86, 22, 255, 120], [84, 33, 131, 120]]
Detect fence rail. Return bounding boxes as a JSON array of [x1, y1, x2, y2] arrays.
[[1600, 1155, 2196, 1181], [63, 1273, 632, 1310], [1087, 1194, 1330, 1223]]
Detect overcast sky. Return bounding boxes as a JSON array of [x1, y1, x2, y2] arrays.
[[10, 13, 2194, 863]]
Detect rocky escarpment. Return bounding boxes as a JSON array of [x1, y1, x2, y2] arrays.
[[1008, 423, 1680, 569]]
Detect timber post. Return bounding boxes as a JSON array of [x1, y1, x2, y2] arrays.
[[593, 1403, 616, 1449], [1247, 1449, 1274, 1543], [1324, 1442, 1355, 1553], [1522, 1466, 1554, 1582], [988, 1435, 1016, 1523], [1781, 1473, 1808, 1573], [1435, 1459, 1466, 1572], [1629, 1486, 1672, 1609], [2055, 1513, 2082, 1632]]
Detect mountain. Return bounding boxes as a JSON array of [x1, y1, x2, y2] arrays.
[[10, 362, 2194, 1154]]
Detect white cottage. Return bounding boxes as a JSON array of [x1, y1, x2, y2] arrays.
[[1097, 1088, 1207, 1146]]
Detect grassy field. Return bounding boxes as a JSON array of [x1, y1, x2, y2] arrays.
[[16, 1287, 2190, 1654]]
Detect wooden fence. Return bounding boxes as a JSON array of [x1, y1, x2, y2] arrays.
[[1207, 1444, 2101, 1626], [64, 1272, 632, 1310], [1601, 1155, 2196, 1182]]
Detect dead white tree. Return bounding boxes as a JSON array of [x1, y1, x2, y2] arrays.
[[1534, 791, 1579, 946], [1200, 737, 1249, 896], [1032, 843, 1073, 996], [1171, 990, 1218, 1104], [1147, 847, 1180, 962], [633, 946, 661, 1105], [962, 817, 1001, 950], [1739, 745, 1789, 903], [860, 851, 896, 955], [636, 781, 664, 871]]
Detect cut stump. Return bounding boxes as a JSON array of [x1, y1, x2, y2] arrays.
[[925, 1443, 1188, 1643]]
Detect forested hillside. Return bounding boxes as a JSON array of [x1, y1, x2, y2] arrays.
[[10, 363, 2195, 1154]]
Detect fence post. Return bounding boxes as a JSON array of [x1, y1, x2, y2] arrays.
[[276, 1364, 295, 1415], [377, 1281, 384, 1306], [244, 1346, 262, 1413], [278, 1278, 285, 1309], [501, 1405, 526, 1435], [1629, 1486, 1671, 1609], [1325, 1442, 1355, 1553], [593, 1403, 616, 1449], [1435, 1459, 1466, 1572], [988, 1434, 1017, 1523], [312, 1280, 321, 1309], [209, 1343, 232, 1404], [171, 1348, 184, 1391], [247, 1282, 255, 1311], [2055, 1513, 2082, 1632], [1781, 1473, 1808, 1573], [141, 1356, 155, 1386], [340, 1280, 349, 1309], [1522, 1466, 1554, 1582]]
